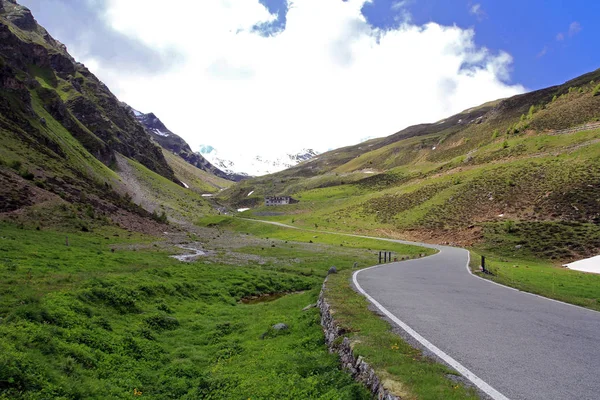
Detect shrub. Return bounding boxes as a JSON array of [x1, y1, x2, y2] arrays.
[[593, 84, 600, 96], [504, 220, 516, 233], [151, 210, 168, 224], [491, 129, 499, 139], [144, 314, 180, 331], [9, 160, 22, 170], [80, 284, 140, 314]]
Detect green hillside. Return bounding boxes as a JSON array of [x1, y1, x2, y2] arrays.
[[0, 0, 228, 230], [223, 69, 600, 262]]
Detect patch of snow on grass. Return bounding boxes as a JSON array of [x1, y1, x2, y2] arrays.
[[247, 190, 254, 196], [201, 194, 213, 197], [564, 255, 600, 274], [237, 208, 250, 212], [181, 181, 189, 189]]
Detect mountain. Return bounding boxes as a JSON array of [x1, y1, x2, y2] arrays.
[[0, 1, 175, 181], [223, 68, 600, 261], [124, 106, 247, 182], [0, 0, 218, 229], [199, 145, 319, 176]]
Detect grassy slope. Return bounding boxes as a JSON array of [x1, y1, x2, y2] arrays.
[[162, 149, 232, 194], [118, 156, 213, 222], [468, 251, 600, 312], [0, 217, 468, 399], [228, 81, 600, 258], [219, 70, 600, 317]]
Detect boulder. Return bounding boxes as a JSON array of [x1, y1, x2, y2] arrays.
[[272, 323, 288, 331], [328, 266, 337, 275]]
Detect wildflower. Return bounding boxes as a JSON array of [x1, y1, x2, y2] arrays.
[[134, 388, 142, 396]]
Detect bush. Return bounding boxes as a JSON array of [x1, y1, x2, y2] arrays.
[[144, 314, 180, 331], [80, 284, 140, 314], [151, 210, 168, 224], [593, 84, 600, 96], [504, 220, 516, 233], [8, 160, 22, 170]]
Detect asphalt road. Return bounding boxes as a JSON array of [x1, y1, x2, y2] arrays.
[[356, 243, 600, 400]]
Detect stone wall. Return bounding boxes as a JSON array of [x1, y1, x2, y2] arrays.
[[318, 278, 400, 400]]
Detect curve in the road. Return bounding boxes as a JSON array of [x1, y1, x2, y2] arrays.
[[354, 248, 509, 400], [355, 243, 600, 400], [244, 219, 600, 400]]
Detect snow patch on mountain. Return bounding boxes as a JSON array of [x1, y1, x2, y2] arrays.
[[199, 145, 318, 176], [152, 128, 169, 137]]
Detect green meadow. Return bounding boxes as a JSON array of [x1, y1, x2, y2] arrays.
[[0, 218, 453, 399]]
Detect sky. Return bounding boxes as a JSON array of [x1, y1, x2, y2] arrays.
[[18, 0, 600, 172]]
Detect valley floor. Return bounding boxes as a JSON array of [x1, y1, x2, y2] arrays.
[[1, 216, 475, 399]]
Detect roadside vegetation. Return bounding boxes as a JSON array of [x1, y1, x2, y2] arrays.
[[0, 217, 454, 399], [469, 250, 600, 312], [326, 270, 479, 400]]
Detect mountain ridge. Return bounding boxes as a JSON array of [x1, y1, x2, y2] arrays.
[[199, 145, 319, 176], [122, 104, 247, 182], [223, 66, 600, 261]]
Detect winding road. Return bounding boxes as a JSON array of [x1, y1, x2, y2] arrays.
[[355, 243, 600, 400], [246, 219, 600, 399]]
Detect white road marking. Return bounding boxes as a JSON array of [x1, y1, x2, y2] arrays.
[[353, 264, 510, 400]]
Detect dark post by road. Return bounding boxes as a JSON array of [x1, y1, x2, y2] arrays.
[[379, 252, 394, 263], [481, 255, 486, 273]]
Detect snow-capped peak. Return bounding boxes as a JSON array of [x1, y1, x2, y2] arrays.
[[199, 145, 318, 176]]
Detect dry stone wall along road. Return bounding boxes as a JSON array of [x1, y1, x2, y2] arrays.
[[245, 219, 600, 400]]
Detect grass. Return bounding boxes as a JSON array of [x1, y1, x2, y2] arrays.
[[237, 136, 600, 253], [197, 216, 434, 258], [0, 221, 379, 399], [0, 217, 450, 399], [124, 157, 213, 221], [162, 150, 232, 194], [468, 250, 600, 312], [192, 217, 487, 399], [325, 270, 479, 400]]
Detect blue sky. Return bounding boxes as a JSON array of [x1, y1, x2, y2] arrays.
[[258, 0, 599, 91]]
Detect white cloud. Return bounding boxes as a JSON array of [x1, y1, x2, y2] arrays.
[[82, 0, 524, 174], [568, 21, 582, 37], [469, 3, 487, 21]]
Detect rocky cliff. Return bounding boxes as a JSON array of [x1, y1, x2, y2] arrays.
[[125, 105, 247, 182], [0, 0, 175, 181]]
